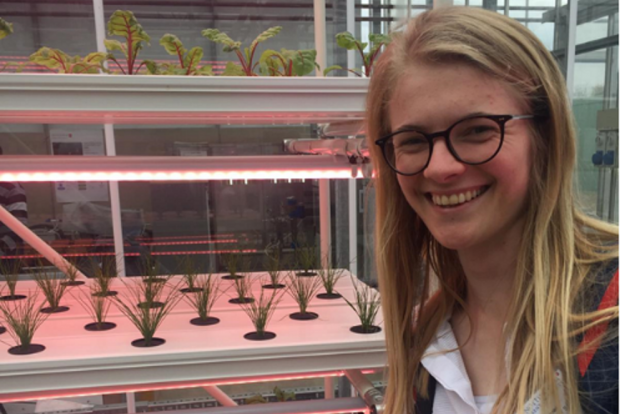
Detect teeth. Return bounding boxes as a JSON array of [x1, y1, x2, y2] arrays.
[[432, 188, 485, 207]]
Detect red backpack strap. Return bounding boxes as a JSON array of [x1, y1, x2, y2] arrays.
[[577, 269, 619, 377]]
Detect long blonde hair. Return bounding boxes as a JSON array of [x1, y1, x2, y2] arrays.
[[366, 7, 619, 414]]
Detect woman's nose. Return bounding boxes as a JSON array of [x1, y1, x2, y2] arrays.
[[422, 138, 467, 183]]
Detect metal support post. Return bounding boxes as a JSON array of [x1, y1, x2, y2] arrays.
[[203, 385, 238, 407], [324, 376, 334, 399], [125, 392, 136, 414], [566, 0, 578, 102], [345, 369, 385, 414]]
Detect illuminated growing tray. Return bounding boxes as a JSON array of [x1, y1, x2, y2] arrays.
[[0, 270, 385, 402]]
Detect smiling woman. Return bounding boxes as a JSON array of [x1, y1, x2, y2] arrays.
[[366, 7, 619, 414]]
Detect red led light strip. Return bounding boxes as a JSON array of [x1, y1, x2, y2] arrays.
[[2, 249, 258, 260]]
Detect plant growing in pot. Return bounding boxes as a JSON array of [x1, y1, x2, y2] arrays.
[[71, 284, 116, 331], [340, 277, 382, 334], [60, 257, 85, 287], [240, 279, 284, 341], [221, 251, 244, 281], [228, 265, 255, 304], [0, 258, 26, 301], [0, 290, 48, 355], [112, 279, 182, 347], [178, 255, 202, 293], [104, 10, 151, 75], [294, 243, 319, 277], [90, 257, 118, 297], [201, 26, 282, 76], [262, 244, 285, 289], [141, 253, 168, 284], [258, 48, 319, 77], [184, 273, 223, 326], [323, 32, 391, 78], [316, 256, 345, 300], [34, 261, 70, 314], [286, 271, 322, 320]]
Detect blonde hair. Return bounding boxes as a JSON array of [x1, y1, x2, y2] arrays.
[[366, 7, 619, 414]]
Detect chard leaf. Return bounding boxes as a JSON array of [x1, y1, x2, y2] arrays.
[[195, 65, 213, 76], [104, 39, 125, 54], [249, 26, 282, 52], [143, 60, 159, 75], [183, 47, 204, 72], [159, 34, 186, 60], [107, 10, 150, 51], [369, 33, 391, 46], [284, 48, 317, 76], [222, 61, 245, 76], [258, 49, 284, 76], [30, 47, 71, 72], [323, 65, 342, 76], [335, 32, 366, 51], [201, 29, 241, 52], [83, 52, 107, 65], [0, 18, 13, 40]]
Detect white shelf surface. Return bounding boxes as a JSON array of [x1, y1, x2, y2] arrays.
[[0, 74, 368, 125], [0, 271, 385, 401]]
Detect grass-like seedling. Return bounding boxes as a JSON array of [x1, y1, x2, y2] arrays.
[[0, 258, 26, 300], [0, 290, 48, 355], [179, 255, 201, 293], [112, 279, 182, 347], [229, 270, 255, 304], [184, 274, 222, 326], [294, 244, 319, 277], [60, 256, 85, 286], [340, 277, 382, 334], [316, 257, 345, 300], [91, 257, 118, 297], [34, 261, 69, 313], [240, 280, 284, 340], [141, 253, 168, 284], [221, 250, 244, 280], [71, 284, 116, 331], [286, 271, 322, 320], [263, 245, 285, 289]]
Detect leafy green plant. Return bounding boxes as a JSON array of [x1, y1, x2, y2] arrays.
[[0, 289, 48, 355], [0, 259, 25, 300], [240, 281, 283, 340], [0, 17, 13, 40], [112, 278, 182, 347], [178, 255, 201, 293], [294, 243, 319, 276], [91, 257, 117, 297], [29, 47, 106, 74], [316, 256, 345, 299], [201, 26, 282, 76], [324, 32, 391, 77], [184, 273, 222, 326], [145, 34, 213, 76], [34, 261, 69, 313], [286, 271, 322, 319], [105, 10, 150, 75], [70, 284, 115, 331], [259, 48, 318, 76], [340, 276, 381, 334], [263, 245, 285, 289], [245, 386, 295, 404]]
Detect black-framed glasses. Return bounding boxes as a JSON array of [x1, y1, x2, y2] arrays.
[[375, 114, 536, 176]]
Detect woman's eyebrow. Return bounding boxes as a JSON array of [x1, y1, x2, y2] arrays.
[[393, 111, 491, 132]]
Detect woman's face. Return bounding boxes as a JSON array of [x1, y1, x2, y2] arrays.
[[388, 61, 533, 252]]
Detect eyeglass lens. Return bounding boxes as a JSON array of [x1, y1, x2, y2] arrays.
[[386, 116, 503, 175]]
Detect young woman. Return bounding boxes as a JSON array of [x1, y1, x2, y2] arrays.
[[366, 7, 618, 414]]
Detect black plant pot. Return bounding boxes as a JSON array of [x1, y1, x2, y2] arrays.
[[84, 322, 117, 331], [317, 292, 342, 300], [137, 301, 164, 309], [8, 344, 46, 355], [221, 274, 244, 280], [290, 311, 319, 320], [296, 271, 317, 277], [190, 316, 220, 326], [61, 280, 85, 287], [92, 290, 118, 297], [262, 283, 286, 289], [131, 337, 166, 348], [180, 287, 203, 293], [143, 278, 167, 284], [229, 297, 255, 304], [244, 331, 276, 341], [0, 294, 27, 301], [41, 305, 70, 314], [350, 325, 382, 334], [0, 326, 5, 335]]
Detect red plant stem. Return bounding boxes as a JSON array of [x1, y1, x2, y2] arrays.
[[248, 45, 258, 75], [134, 61, 146, 74], [109, 56, 127, 75], [122, 14, 134, 74], [73, 64, 99, 74], [287, 59, 293, 76], [186, 48, 199, 75], [175, 44, 185, 69], [51, 51, 68, 73], [234, 50, 250, 75], [355, 44, 368, 77]]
